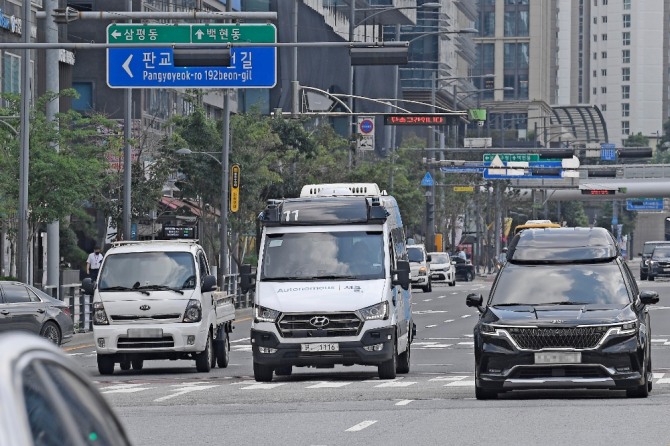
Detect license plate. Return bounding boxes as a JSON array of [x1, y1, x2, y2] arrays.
[[300, 343, 339, 352], [127, 328, 163, 338], [534, 351, 581, 364]]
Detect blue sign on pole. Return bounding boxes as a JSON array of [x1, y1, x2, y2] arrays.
[[483, 160, 563, 180], [440, 166, 485, 174], [626, 198, 664, 211], [421, 171, 434, 186], [601, 143, 617, 161]]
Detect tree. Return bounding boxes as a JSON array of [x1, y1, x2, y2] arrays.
[[622, 132, 649, 147]]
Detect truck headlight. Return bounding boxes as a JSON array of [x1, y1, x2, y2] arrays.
[[182, 299, 202, 323], [358, 302, 388, 321], [419, 266, 427, 276], [255, 305, 280, 323], [93, 302, 109, 325]]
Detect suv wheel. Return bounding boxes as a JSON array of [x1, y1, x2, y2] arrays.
[[640, 273, 647, 280], [649, 275, 656, 281], [475, 384, 498, 400]]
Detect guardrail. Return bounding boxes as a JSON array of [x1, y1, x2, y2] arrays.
[[221, 273, 253, 309]]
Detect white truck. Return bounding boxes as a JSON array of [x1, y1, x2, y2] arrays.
[[82, 240, 235, 375], [240, 183, 414, 382]]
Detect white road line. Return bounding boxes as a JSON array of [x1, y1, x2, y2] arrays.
[[100, 384, 153, 394], [656, 378, 670, 384], [445, 379, 475, 387], [423, 299, 433, 302], [241, 383, 286, 390], [395, 400, 414, 406], [306, 382, 352, 389], [154, 385, 218, 402], [429, 376, 469, 382], [461, 314, 472, 319], [230, 337, 250, 343], [444, 319, 454, 323], [346, 421, 377, 432], [375, 380, 416, 388], [458, 342, 474, 346], [653, 372, 665, 379], [651, 339, 668, 343], [463, 334, 474, 338], [231, 345, 253, 352], [425, 324, 437, 328]]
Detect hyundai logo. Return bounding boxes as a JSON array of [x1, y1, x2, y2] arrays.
[[139, 305, 151, 311], [309, 316, 330, 328]]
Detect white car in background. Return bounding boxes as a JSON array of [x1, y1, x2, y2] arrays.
[[429, 252, 456, 286]]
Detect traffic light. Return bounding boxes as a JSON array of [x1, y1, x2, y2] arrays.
[[617, 147, 653, 158], [426, 201, 435, 224]]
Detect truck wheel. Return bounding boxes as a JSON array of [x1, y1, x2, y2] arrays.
[[275, 366, 292, 376], [195, 332, 213, 373], [97, 355, 115, 376], [396, 341, 410, 374], [640, 273, 647, 280], [448, 279, 456, 287], [120, 360, 131, 371], [378, 342, 397, 380], [215, 331, 230, 369], [131, 359, 144, 371], [649, 275, 656, 282], [253, 361, 274, 382]]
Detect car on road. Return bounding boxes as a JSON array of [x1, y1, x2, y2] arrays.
[[452, 256, 475, 282], [408, 243, 432, 292], [429, 252, 456, 286], [467, 227, 659, 400], [0, 280, 74, 346], [639, 240, 670, 280], [0, 332, 132, 446], [647, 245, 670, 281]]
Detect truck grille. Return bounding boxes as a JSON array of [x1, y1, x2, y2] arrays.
[[117, 336, 175, 349], [507, 326, 607, 350], [278, 312, 362, 338], [111, 314, 181, 322]]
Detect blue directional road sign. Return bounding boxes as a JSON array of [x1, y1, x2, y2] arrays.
[[483, 160, 563, 180], [626, 198, 664, 211], [106, 24, 277, 89], [421, 171, 434, 186], [440, 166, 485, 174], [601, 143, 617, 161]]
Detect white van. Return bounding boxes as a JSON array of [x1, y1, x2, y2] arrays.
[[82, 240, 235, 375], [240, 183, 414, 382]]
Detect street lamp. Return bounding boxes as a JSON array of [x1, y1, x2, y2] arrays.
[[176, 148, 228, 287]]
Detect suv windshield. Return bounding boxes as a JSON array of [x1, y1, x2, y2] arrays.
[[644, 243, 670, 255], [407, 247, 424, 263], [261, 231, 384, 280], [652, 247, 670, 259], [491, 262, 631, 305], [98, 252, 196, 290]]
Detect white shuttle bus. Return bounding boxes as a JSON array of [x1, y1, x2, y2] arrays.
[[240, 183, 414, 382]]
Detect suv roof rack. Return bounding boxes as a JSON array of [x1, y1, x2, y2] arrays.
[[111, 239, 200, 247], [508, 227, 618, 263]]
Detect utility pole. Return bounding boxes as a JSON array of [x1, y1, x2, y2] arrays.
[[123, 0, 132, 241], [18, 0, 31, 283], [45, 0, 59, 297], [348, 2, 355, 169], [220, 0, 233, 284]]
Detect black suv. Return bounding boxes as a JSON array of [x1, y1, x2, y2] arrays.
[[640, 241, 670, 280], [467, 227, 659, 399]]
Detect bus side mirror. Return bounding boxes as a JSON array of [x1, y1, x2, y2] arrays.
[[240, 264, 256, 294]]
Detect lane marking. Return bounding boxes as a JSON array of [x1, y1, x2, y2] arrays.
[[656, 378, 670, 384], [458, 342, 474, 346], [375, 380, 416, 388], [444, 319, 454, 323], [653, 373, 665, 379], [100, 384, 153, 394], [461, 315, 472, 319], [445, 379, 475, 387], [154, 384, 219, 402], [63, 343, 95, 352], [241, 383, 286, 390], [230, 337, 250, 343], [395, 400, 414, 406], [423, 299, 433, 302], [346, 420, 377, 432], [306, 381, 352, 389], [429, 376, 468, 382], [425, 324, 437, 328]]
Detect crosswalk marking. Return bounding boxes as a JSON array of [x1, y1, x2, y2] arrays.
[[231, 345, 253, 352], [240, 382, 286, 390], [445, 379, 475, 387], [346, 420, 377, 432], [656, 378, 670, 384], [100, 384, 154, 394], [429, 376, 469, 382], [375, 380, 416, 388], [395, 399, 414, 406], [230, 337, 250, 343], [653, 373, 665, 379], [306, 381, 352, 389], [154, 384, 219, 402]]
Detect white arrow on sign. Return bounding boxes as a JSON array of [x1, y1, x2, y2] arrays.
[[195, 29, 205, 40], [122, 55, 133, 78], [111, 30, 121, 39]]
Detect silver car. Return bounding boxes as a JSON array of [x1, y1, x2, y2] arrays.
[[0, 281, 74, 345], [0, 332, 132, 446]]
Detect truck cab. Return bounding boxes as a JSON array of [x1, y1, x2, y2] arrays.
[[241, 183, 413, 382]]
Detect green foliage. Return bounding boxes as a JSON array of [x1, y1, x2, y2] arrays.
[[622, 132, 649, 148]]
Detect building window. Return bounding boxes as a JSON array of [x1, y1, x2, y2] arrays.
[[593, 34, 597, 42], [622, 67, 630, 81], [594, 0, 597, 5], [503, 42, 529, 100], [622, 121, 630, 135], [622, 49, 630, 63], [602, 33, 608, 41], [623, 14, 630, 27], [601, 86, 607, 93], [622, 103, 630, 117], [622, 85, 630, 99], [623, 0, 630, 10], [593, 87, 597, 95], [2, 52, 21, 94], [593, 70, 598, 77], [602, 16, 608, 23], [593, 17, 597, 24], [601, 51, 607, 58], [503, 0, 530, 37], [477, 1, 496, 37], [593, 52, 598, 60], [601, 69, 607, 76], [601, 104, 607, 111], [623, 32, 630, 45], [72, 82, 93, 111], [603, 0, 608, 4]]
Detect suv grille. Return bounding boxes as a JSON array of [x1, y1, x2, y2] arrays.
[[278, 312, 362, 338], [508, 327, 607, 350]]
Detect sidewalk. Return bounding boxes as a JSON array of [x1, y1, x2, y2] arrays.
[[63, 331, 95, 352]]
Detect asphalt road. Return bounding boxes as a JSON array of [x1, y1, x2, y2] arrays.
[[66, 261, 670, 445]]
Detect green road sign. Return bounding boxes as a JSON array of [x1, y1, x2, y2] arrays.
[[483, 153, 540, 162], [107, 23, 276, 44]]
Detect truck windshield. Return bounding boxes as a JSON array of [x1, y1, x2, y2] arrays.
[[98, 252, 197, 290], [261, 231, 384, 280]]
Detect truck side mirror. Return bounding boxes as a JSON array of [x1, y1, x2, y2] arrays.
[[82, 277, 94, 295], [240, 264, 256, 294], [201, 275, 217, 293], [392, 260, 411, 290], [426, 254, 432, 262]]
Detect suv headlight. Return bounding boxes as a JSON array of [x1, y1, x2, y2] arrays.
[[480, 323, 496, 335], [617, 320, 638, 334], [359, 302, 389, 321], [419, 266, 427, 276], [93, 302, 109, 325], [182, 299, 202, 323], [255, 305, 280, 323]]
